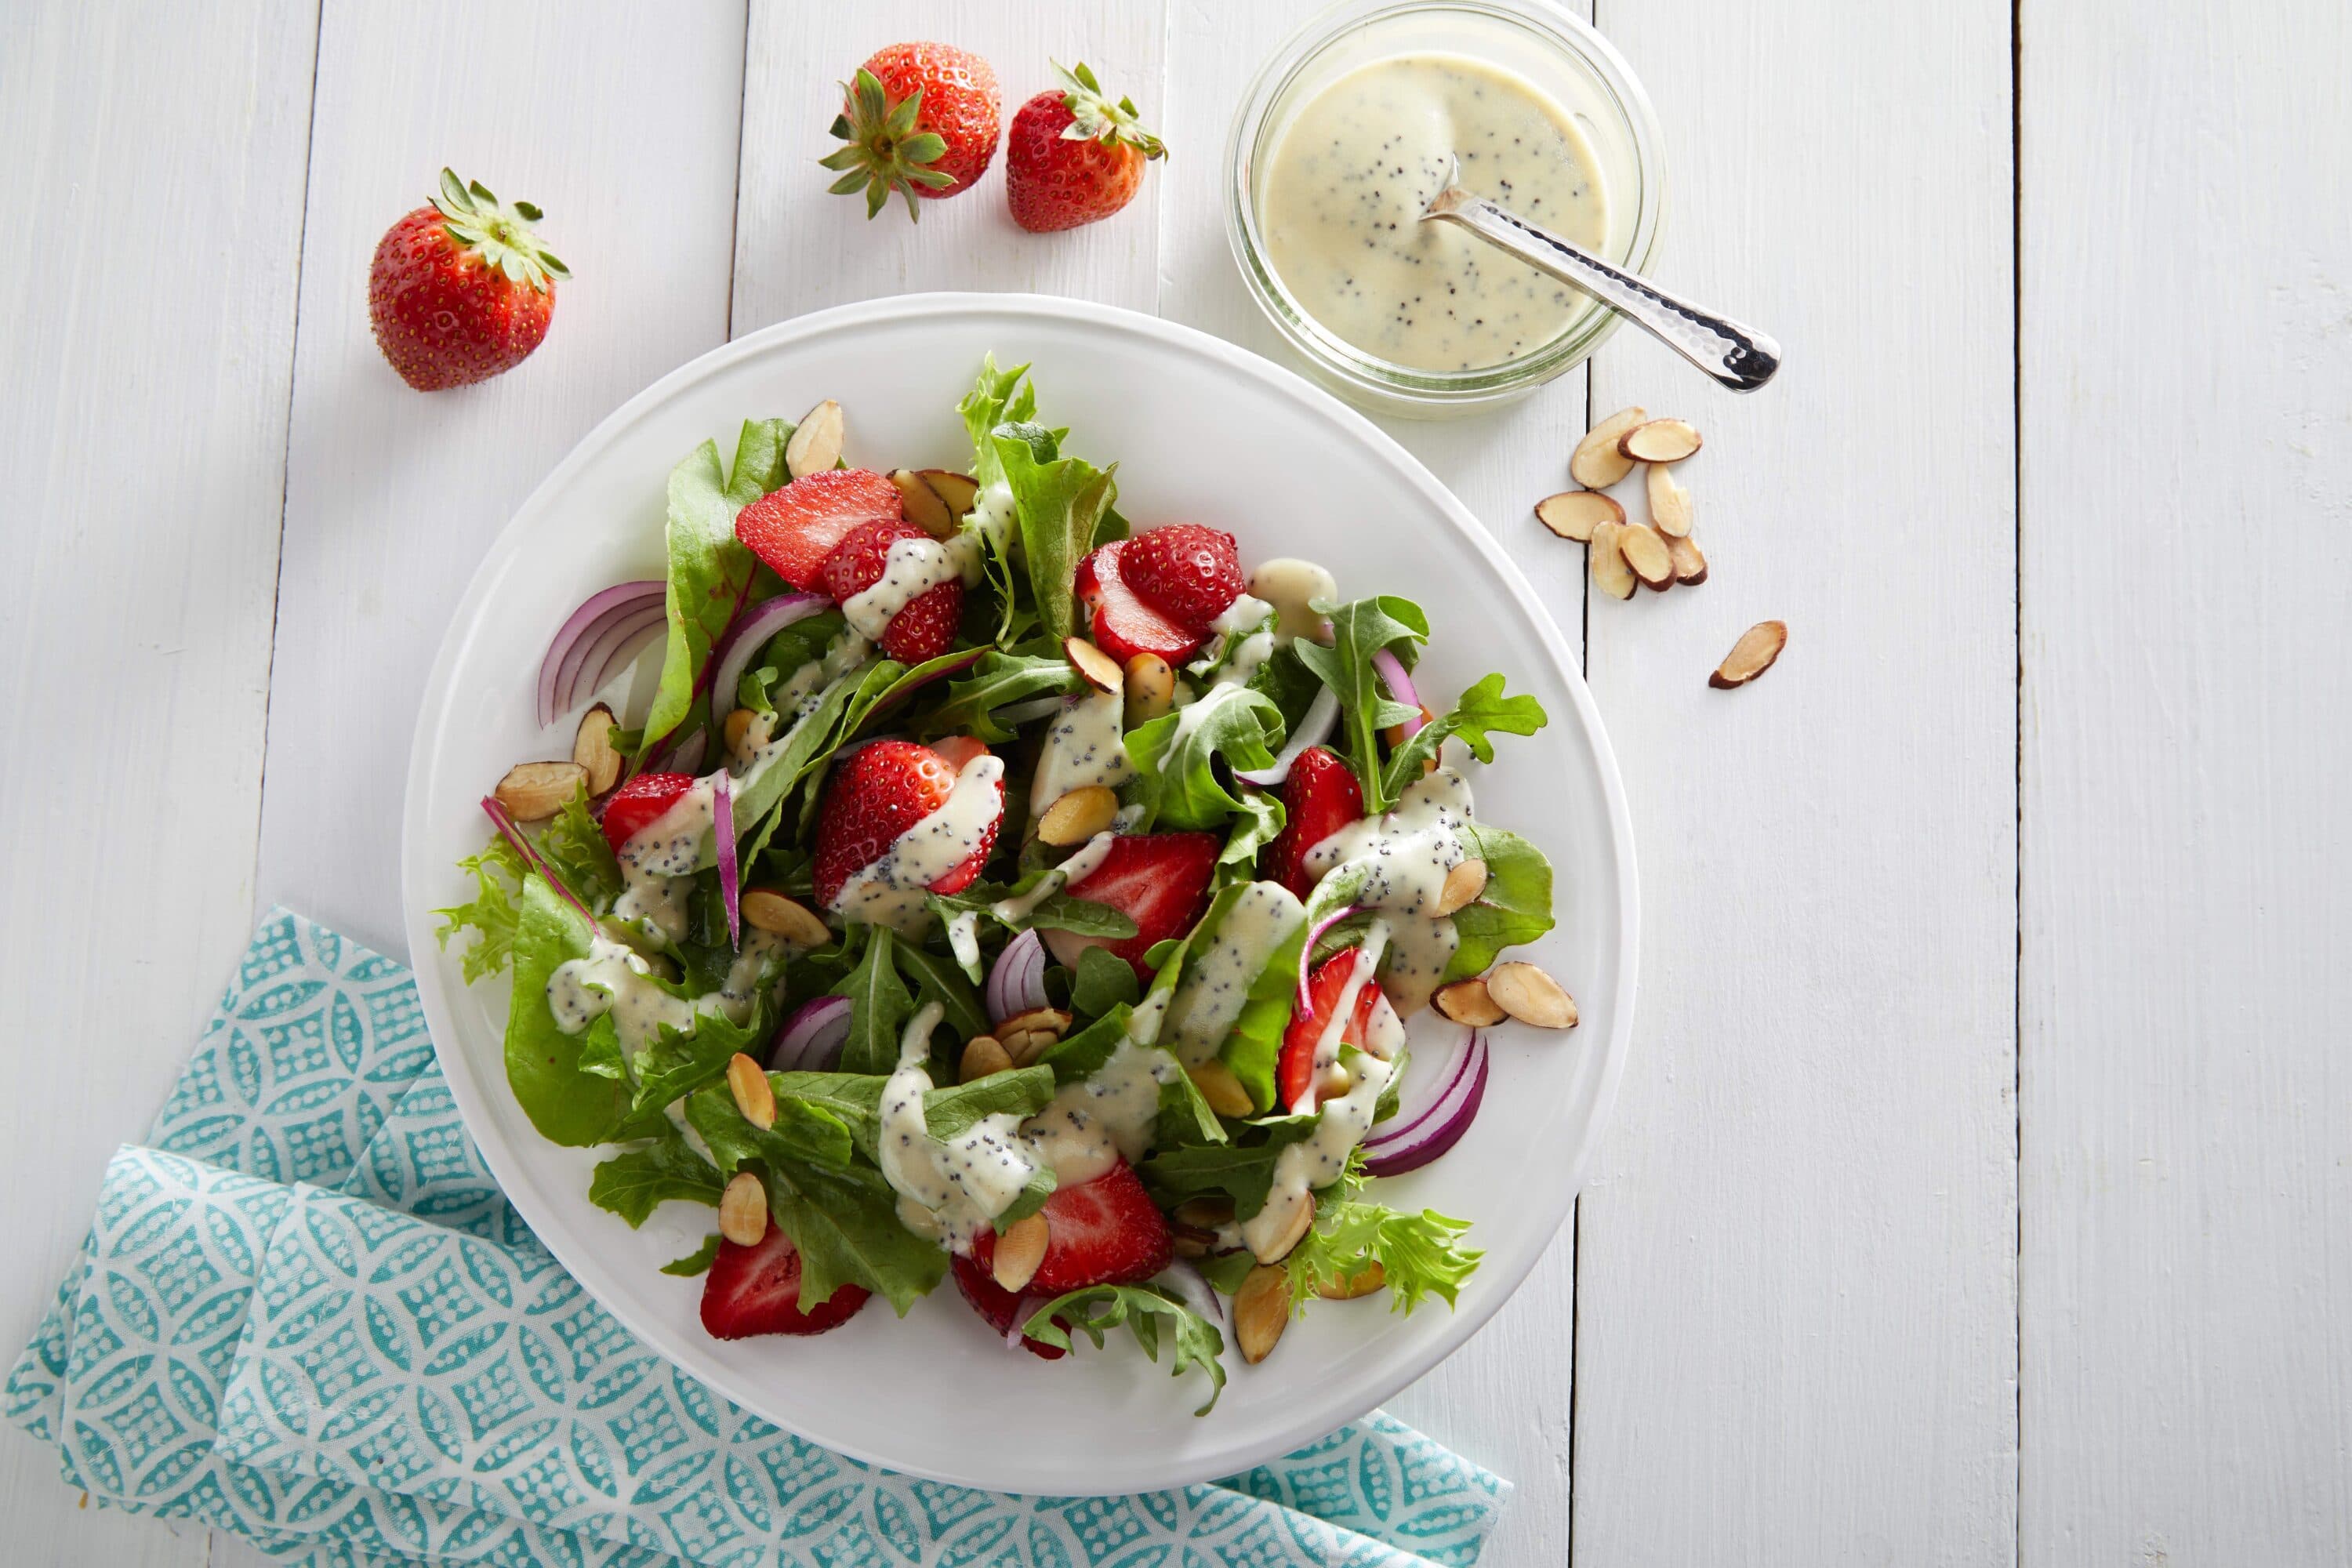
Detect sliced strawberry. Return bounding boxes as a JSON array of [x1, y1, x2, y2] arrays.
[[1045, 831, 1220, 979], [817, 517, 965, 663], [811, 739, 1001, 908], [970, 1161, 1171, 1294], [930, 735, 989, 771], [1076, 539, 1205, 666], [1120, 524, 1244, 633], [733, 468, 903, 590], [1278, 948, 1384, 1112], [699, 1229, 869, 1339], [949, 1253, 1065, 1359], [598, 770, 699, 855], [1264, 746, 1364, 899]]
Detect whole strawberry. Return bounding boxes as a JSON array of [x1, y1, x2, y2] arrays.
[[822, 42, 1001, 220], [368, 170, 568, 390], [1005, 62, 1166, 234]]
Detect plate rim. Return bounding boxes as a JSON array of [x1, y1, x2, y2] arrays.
[[399, 289, 1639, 1494]]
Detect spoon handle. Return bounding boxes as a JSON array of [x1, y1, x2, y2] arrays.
[[1422, 184, 1782, 393]]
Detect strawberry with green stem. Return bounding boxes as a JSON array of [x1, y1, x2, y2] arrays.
[[368, 169, 569, 390], [822, 43, 1002, 220], [1005, 61, 1167, 233]]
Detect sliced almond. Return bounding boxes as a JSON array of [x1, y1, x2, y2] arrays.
[[1433, 857, 1488, 917], [1570, 405, 1647, 488], [1666, 532, 1709, 585], [493, 760, 586, 822], [1038, 785, 1118, 847], [727, 1052, 776, 1129], [784, 398, 844, 479], [1234, 1265, 1292, 1364], [722, 706, 758, 759], [1172, 1195, 1236, 1230], [1172, 1232, 1210, 1258], [1711, 619, 1788, 689], [1064, 637, 1123, 695], [991, 1212, 1049, 1293], [1316, 1261, 1387, 1301], [740, 888, 829, 947], [1486, 961, 1578, 1029], [997, 1007, 1073, 1041], [1646, 463, 1693, 537], [1185, 1060, 1253, 1120], [1619, 524, 1675, 591], [1252, 1194, 1314, 1265], [719, 1171, 768, 1246], [1619, 417, 1702, 464], [889, 468, 956, 539], [917, 469, 978, 520], [960, 1034, 1013, 1083], [1124, 652, 1174, 724], [1534, 490, 1624, 543], [569, 705, 622, 794], [1432, 978, 1508, 1027], [1589, 522, 1637, 601]]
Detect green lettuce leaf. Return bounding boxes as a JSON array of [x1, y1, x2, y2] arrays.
[[993, 422, 1117, 643], [641, 431, 779, 754], [1022, 1284, 1229, 1415], [1070, 946, 1140, 1016], [919, 651, 1083, 742], [503, 877, 635, 1146], [1221, 919, 1307, 1113], [539, 782, 625, 907], [434, 834, 527, 981], [587, 1131, 725, 1226], [891, 942, 989, 1045], [832, 927, 914, 1076], [1284, 1156, 1483, 1312], [1123, 684, 1285, 831], [1445, 822, 1557, 979], [1290, 595, 1428, 813], [1381, 671, 1548, 797], [957, 356, 1036, 640], [660, 1235, 722, 1276], [927, 880, 1137, 939], [1141, 1115, 1322, 1218]]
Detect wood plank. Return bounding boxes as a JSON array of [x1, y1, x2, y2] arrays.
[[731, 0, 1169, 330], [1568, 0, 2019, 1559], [0, 2, 316, 1560], [255, 0, 750, 953], [2019, 3, 2352, 1561], [1152, 3, 1588, 1558]]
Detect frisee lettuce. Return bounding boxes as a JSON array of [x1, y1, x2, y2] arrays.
[[1381, 670, 1548, 798], [1283, 1154, 1483, 1313], [1022, 1283, 1229, 1415]]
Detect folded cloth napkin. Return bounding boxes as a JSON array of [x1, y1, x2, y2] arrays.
[[6, 910, 1508, 1567]]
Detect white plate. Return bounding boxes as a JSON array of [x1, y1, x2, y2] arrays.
[[401, 292, 1636, 1495]]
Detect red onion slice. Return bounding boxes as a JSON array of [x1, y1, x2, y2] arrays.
[[712, 772, 739, 949], [992, 694, 1069, 728], [1232, 685, 1339, 788], [1005, 1294, 1040, 1348], [707, 592, 833, 732], [571, 606, 667, 717], [480, 797, 594, 925], [985, 929, 1050, 1023], [1362, 1029, 1488, 1176], [1297, 904, 1363, 1011], [770, 995, 851, 1071], [1149, 1261, 1225, 1325], [1370, 648, 1425, 739], [538, 581, 664, 728]]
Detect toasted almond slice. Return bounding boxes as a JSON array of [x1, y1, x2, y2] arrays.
[[1571, 405, 1647, 488], [740, 888, 829, 947], [1124, 652, 1174, 724], [917, 469, 979, 520], [1064, 636, 1123, 695], [1589, 522, 1637, 601], [1185, 1060, 1253, 1119], [494, 760, 586, 822], [1173, 1195, 1236, 1229], [1666, 532, 1709, 585], [1252, 1195, 1315, 1265], [719, 1171, 768, 1246], [784, 398, 844, 479], [1711, 619, 1787, 688], [1235, 1265, 1292, 1363], [1433, 857, 1488, 916], [999, 1029, 1042, 1066], [1647, 463, 1693, 537], [1486, 961, 1578, 1029], [726, 1052, 776, 1129], [997, 1007, 1074, 1040], [1534, 490, 1624, 543], [571, 704, 622, 794], [722, 706, 757, 759], [1620, 524, 1675, 590], [1432, 978, 1508, 1027], [991, 1212, 1049, 1292], [960, 1034, 1013, 1083], [889, 468, 955, 539], [1316, 1261, 1387, 1301], [1039, 785, 1118, 847], [1619, 417, 1702, 463]]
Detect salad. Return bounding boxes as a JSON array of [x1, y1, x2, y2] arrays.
[[438, 355, 1575, 1414]]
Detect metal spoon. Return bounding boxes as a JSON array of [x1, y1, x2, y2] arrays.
[[1420, 157, 1781, 393]]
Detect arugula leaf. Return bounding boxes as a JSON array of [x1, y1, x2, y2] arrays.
[[737, 608, 849, 712], [660, 1235, 722, 1276], [1381, 672, 1548, 797], [687, 1088, 858, 1174], [892, 941, 990, 1045], [927, 880, 1137, 939], [587, 1132, 725, 1226], [1444, 822, 1557, 980], [503, 878, 635, 1146], [1219, 788, 1287, 873], [916, 1065, 1058, 1140], [1123, 684, 1285, 831], [1284, 1156, 1483, 1312], [993, 423, 1117, 642], [832, 927, 914, 1075], [1035, 1005, 1134, 1084], [1022, 1284, 1229, 1415], [621, 996, 772, 1123], [434, 834, 527, 981], [768, 1070, 887, 1153], [641, 436, 766, 755], [1141, 1116, 1322, 1218], [920, 651, 1083, 742], [1155, 1062, 1229, 1149], [1071, 946, 1141, 1016], [1290, 595, 1428, 812]]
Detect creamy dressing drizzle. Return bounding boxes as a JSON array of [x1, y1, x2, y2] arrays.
[[967, 481, 1016, 552], [733, 627, 873, 761], [546, 936, 701, 1048], [945, 910, 982, 976], [1249, 558, 1338, 646], [990, 830, 1116, 924], [1163, 880, 1306, 1067], [612, 778, 717, 942], [1028, 688, 1135, 817], [1018, 1036, 1179, 1185], [1305, 765, 1474, 1016], [877, 1000, 1040, 1254], [1294, 920, 1391, 1113], [841, 532, 983, 641], [829, 753, 1007, 935], [1243, 1045, 1397, 1261]]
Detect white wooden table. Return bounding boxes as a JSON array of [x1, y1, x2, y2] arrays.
[[5, 1, 2347, 1563]]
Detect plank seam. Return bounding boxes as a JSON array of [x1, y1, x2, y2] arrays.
[[2010, 0, 2026, 1563], [725, 0, 750, 340]]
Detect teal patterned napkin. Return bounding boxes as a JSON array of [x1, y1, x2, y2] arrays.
[[5, 910, 1508, 1566]]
